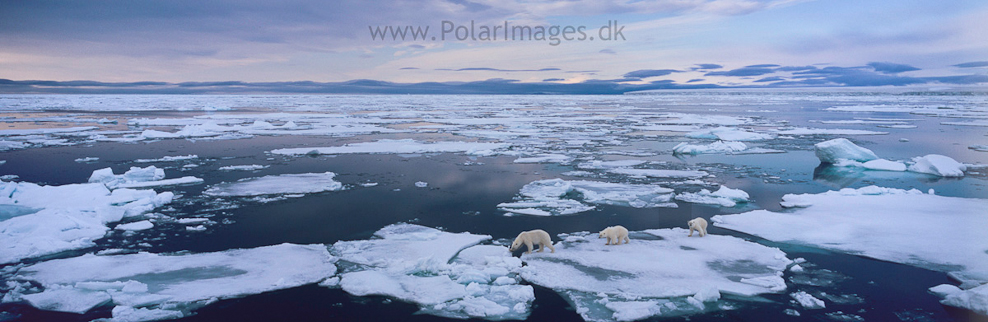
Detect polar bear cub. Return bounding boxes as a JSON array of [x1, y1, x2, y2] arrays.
[[510, 229, 555, 254], [598, 225, 629, 245], [688, 217, 708, 237]]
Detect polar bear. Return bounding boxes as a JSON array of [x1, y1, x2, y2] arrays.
[[688, 217, 708, 237], [598, 225, 629, 245], [510, 229, 555, 254]]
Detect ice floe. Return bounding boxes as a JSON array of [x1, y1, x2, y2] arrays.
[[608, 168, 709, 179], [932, 283, 988, 316], [686, 127, 773, 141], [270, 139, 508, 156], [712, 186, 988, 288], [88, 166, 202, 190], [815, 138, 968, 177], [9, 243, 335, 318], [203, 172, 343, 197], [519, 228, 791, 321], [674, 186, 750, 207], [498, 179, 676, 216], [133, 155, 198, 163], [217, 164, 269, 171], [776, 127, 887, 136], [0, 180, 174, 264], [329, 223, 533, 320], [672, 141, 747, 155]]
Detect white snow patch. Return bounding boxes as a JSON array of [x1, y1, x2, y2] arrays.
[[673, 141, 747, 155], [675, 186, 750, 207], [520, 229, 791, 321], [203, 172, 343, 197], [713, 186, 988, 286]]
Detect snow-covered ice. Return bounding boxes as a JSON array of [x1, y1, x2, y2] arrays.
[[329, 224, 533, 320], [674, 186, 750, 207], [519, 228, 791, 321], [498, 179, 676, 216], [814, 138, 878, 164], [686, 127, 772, 141], [270, 139, 508, 156], [672, 141, 747, 155], [10, 243, 335, 318], [934, 283, 988, 316], [790, 291, 825, 309], [907, 154, 967, 177], [203, 172, 343, 197], [608, 168, 709, 179], [217, 164, 269, 171], [713, 186, 988, 287], [0, 180, 173, 264]]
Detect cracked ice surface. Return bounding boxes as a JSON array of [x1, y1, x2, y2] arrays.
[[519, 228, 791, 322], [498, 179, 676, 216], [713, 186, 988, 287], [203, 172, 343, 197], [10, 244, 334, 318], [0, 180, 174, 264], [329, 223, 534, 320]]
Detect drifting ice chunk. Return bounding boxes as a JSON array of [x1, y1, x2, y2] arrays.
[[675, 186, 750, 207], [270, 139, 509, 156], [576, 160, 647, 170], [673, 141, 747, 155], [109, 306, 184, 322], [203, 172, 343, 197], [814, 138, 878, 164], [115, 176, 204, 189], [499, 179, 675, 216], [713, 186, 988, 286], [415, 181, 429, 188], [686, 127, 772, 141], [0, 180, 173, 264], [513, 154, 573, 164], [89, 166, 166, 189], [114, 220, 153, 231], [937, 283, 988, 316], [218, 164, 269, 171], [608, 168, 709, 179], [519, 229, 791, 321], [860, 159, 907, 171], [330, 224, 533, 320], [12, 244, 335, 319], [908, 154, 966, 177], [778, 127, 887, 136], [790, 291, 826, 309]]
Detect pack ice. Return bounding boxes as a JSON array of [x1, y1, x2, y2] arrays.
[[814, 138, 966, 177], [519, 229, 791, 322], [89, 166, 203, 189], [270, 139, 509, 156], [498, 179, 676, 216], [203, 172, 343, 197], [712, 186, 988, 289], [8, 244, 335, 319], [0, 180, 174, 264], [329, 223, 535, 320]]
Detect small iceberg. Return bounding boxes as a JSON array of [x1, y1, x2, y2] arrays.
[[203, 172, 343, 197]]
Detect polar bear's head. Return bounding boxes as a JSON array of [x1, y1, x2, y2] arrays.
[[509, 237, 523, 251], [688, 219, 697, 228], [598, 230, 607, 238]]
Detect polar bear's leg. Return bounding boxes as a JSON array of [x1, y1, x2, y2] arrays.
[[622, 235, 629, 244], [688, 226, 695, 237], [536, 241, 546, 252], [545, 241, 555, 253], [700, 226, 707, 237], [525, 240, 534, 254]]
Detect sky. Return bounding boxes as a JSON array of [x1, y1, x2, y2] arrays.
[[1, 0, 987, 94]]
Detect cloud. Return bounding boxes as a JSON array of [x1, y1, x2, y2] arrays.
[[744, 64, 780, 68], [954, 61, 988, 68], [754, 76, 785, 82], [599, 49, 617, 54], [705, 66, 776, 77], [692, 64, 723, 70], [867, 62, 920, 74], [622, 69, 679, 78], [451, 67, 562, 72]]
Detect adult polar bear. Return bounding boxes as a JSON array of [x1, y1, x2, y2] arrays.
[[510, 229, 555, 254], [688, 217, 708, 237], [598, 225, 629, 245]]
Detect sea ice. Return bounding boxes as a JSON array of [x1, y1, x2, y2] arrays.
[[712, 186, 988, 287], [513, 154, 574, 164], [814, 138, 878, 164], [686, 127, 773, 141], [10, 244, 335, 319], [936, 283, 988, 316], [907, 154, 967, 177], [217, 164, 269, 171], [776, 127, 887, 136], [519, 228, 791, 321], [329, 224, 534, 320], [498, 179, 676, 216], [114, 220, 153, 231], [415, 181, 429, 188], [970, 145, 988, 152], [133, 155, 198, 163], [0, 180, 173, 264], [203, 172, 343, 197], [608, 168, 709, 179], [672, 141, 747, 155], [790, 291, 825, 309], [674, 186, 750, 207], [270, 139, 509, 156]]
